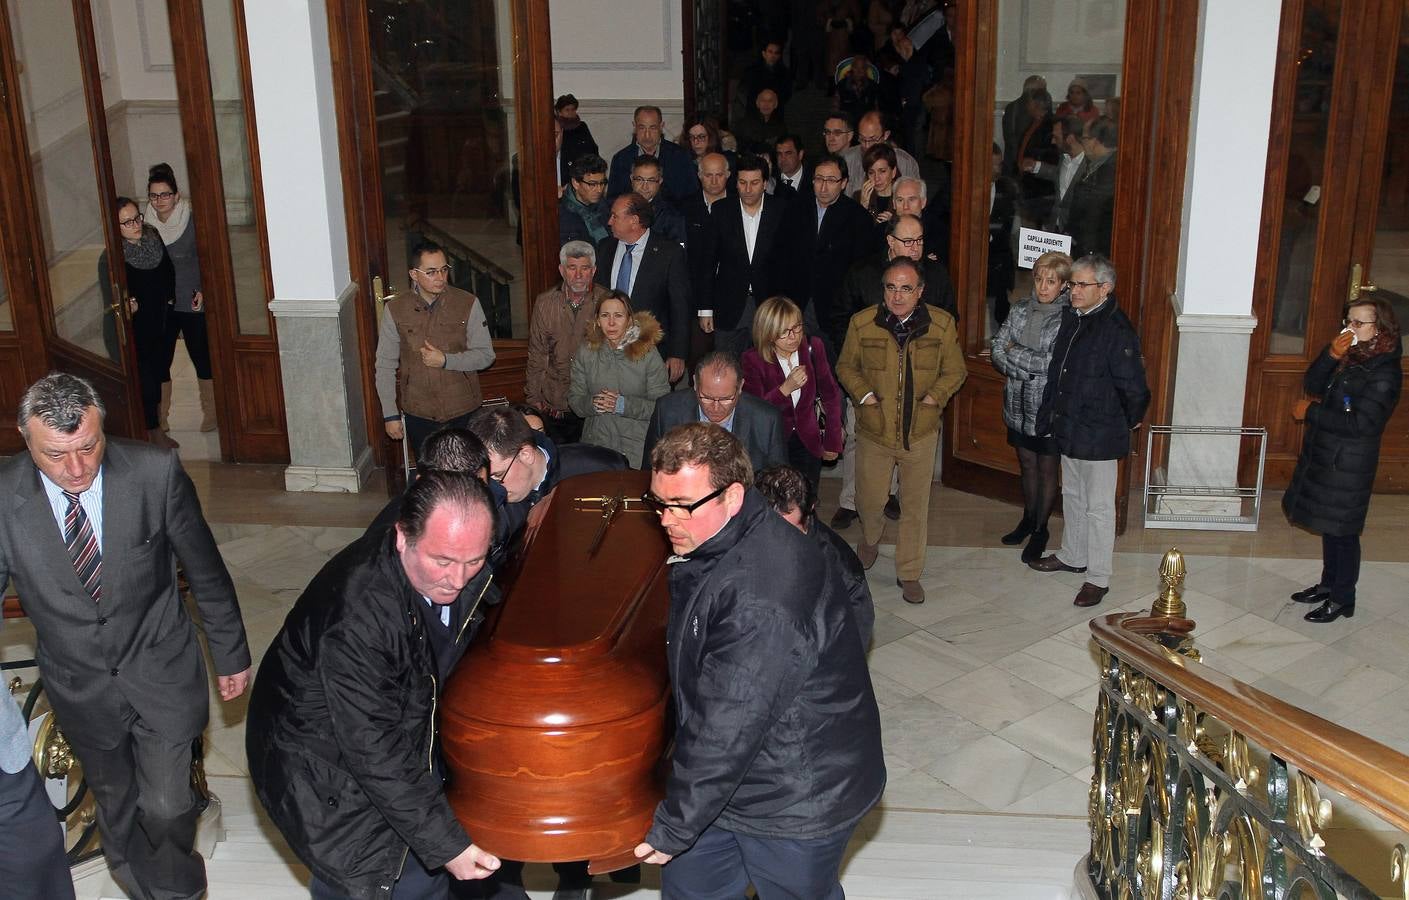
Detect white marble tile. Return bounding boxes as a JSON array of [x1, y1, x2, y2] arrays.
[[879, 696, 990, 771], [879, 767, 988, 812], [924, 733, 1070, 811], [1003, 774, 1092, 817], [924, 665, 1063, 733], [867, 631, 988, 693], [995, 702, 1097, 775], [923, 609, 1056, 659], [995, 648, 1100, 700], [869, 670, 919, 710], [1197, 613, 1323, 674], [1330, 618, 1409, 679], [1261, 645, 1406, 715], [868, 608, 921, 650]]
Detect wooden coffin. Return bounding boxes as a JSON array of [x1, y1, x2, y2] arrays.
[[441, 469, 671, 873]]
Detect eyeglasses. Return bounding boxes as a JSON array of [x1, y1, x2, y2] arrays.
[[813, 175, 844, 184], [489, 452, 518, 484], [1069, 280, 1107, 289], [1347, 318, 1378, 329], [578, 178, 608, 188], [687, 131, 709, 141], [858, 134, 884, 146], [780, 323, 804, 338], [630, 175, 662, 184], [118, 213, 144, 227], [884, 283, 918, 295], [697, 390, 740, 406], [889, 234, 925, 248], [821, 128, 852, 137], [416, 265, 453, 278], [641, 485, 727, 520], [147, 191, 175, 201]]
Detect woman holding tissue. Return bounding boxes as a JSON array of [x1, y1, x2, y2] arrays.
[[1283, 297, 1402, 623]]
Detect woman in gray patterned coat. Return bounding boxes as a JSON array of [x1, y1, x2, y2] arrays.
[[990, 251, 1072, 562]]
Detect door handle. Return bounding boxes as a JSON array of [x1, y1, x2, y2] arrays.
[[372, 275, 398, 326], [1348, 263, 1378, 301]]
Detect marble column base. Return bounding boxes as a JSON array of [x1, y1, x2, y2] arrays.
[[284, 446, 375, 492]]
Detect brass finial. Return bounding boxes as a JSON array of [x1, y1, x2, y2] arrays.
[[1152, 548, 1187, 619]]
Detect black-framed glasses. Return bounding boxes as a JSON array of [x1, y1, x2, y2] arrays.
[[489, 452, 518, 484], [147, 191, 175, 201], [884, 283, 918, 295], [641, 485, 727, 519], [813, 175, 844, 185], [578, 178, 608, 188], [780, 323, 804, 338], [118, 213, 144, 228], [890, 234, 925, 248], [821, 128, 852, 137], [1069, 280, 1107, 289], [416, 265, 453, 278], [630, 175, 662, 184]]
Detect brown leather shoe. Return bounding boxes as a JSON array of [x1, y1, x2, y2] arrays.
[[1074, 582, 1109, 607], [1028, 554, 1086, 574], [897, 579, 925, 604], [857, 542, 879, 570]]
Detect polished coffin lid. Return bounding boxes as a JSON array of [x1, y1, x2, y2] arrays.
[[441, 469, 671, 873]]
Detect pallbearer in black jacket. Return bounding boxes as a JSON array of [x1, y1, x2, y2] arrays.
[[635, 423, 884, 899], [248, 472, 501, 899]]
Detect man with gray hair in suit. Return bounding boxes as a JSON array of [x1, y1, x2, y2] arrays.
[[0, 372, 250, 900]]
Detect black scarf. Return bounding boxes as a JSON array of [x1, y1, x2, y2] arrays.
[[876, 301, 931, 348], [121, 225, 166, 270]]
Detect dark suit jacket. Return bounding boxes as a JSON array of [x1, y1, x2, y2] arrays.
[[777, 194, 871, 359], [771, 166, 812, 203], [608, 140, 696, 202], [641, 390, 788, 473], [0, 439, 248, 749], [1067, 151, 1117, 260], [596, 231, 693, 360], [694, 195, 788, 330], [649, 196, 687, 245]]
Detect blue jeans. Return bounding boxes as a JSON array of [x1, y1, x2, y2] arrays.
[[661, 822, 856, 899]]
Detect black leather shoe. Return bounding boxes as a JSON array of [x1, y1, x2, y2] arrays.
[[829, 507, 858, 529], [1021, 528, 1049, 564], [1304, 599, 1354, 623], [884, 494, 902, 520], [1001, 517, 1035, 545], [1028, 554, 1086, 574], [1290, 584, 1331, 604]]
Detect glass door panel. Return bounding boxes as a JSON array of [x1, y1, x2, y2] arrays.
[[366, 0, 526, 337], [202, 0, 271, 336], [988, 0, 1126, 339], [1367, 1, 1409, 356], [12, 0, 120, 362]]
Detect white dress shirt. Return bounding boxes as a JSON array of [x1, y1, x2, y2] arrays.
[[741, 199, 762, 262], [609, 228, 650, 296], [42, 466, 105, 551], [778, 350, 802, 407]]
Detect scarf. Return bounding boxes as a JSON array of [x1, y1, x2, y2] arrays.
[[877, 301, 931, 349], [145, 196, 192, 246], [563, 190, 608, 243], [122, 225, 166, 270], [614, 321, 641, 351], [1337, 319, 1401, 373]]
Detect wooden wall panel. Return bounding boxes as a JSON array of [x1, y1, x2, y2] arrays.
[[0, 339, 27, 452], [227, 347, 289, 459], [480, 344, 529, 404], [950, 373, 1016, 474]]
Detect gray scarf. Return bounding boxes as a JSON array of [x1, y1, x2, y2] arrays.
[[122, 225, 166, 270]]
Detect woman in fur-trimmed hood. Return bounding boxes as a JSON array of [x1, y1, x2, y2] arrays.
[[568, 290, 671, 466]]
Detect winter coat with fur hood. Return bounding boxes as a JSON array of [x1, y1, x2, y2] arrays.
[[568, 310, 671, 465]]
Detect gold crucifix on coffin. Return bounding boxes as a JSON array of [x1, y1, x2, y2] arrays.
[[573, 489, 652, 557]]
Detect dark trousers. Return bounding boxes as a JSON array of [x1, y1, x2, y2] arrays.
[[661, 822, 855, 900], [542, 410, 585, 447], [134, 313, 168, 430], [786, 432, 822, 492], [405, 412, 475, 463], [1320, 532, 1361, 605], [311, 850, 448, 900], [162, 311, 212, 381], [0, 761, 75, 900], [69, 706, 204, 900]]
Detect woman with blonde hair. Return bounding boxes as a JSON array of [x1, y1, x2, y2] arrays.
[[991, 250, 1072, 562], [568, 290, 670, 466], [741, 296, 844, 488]]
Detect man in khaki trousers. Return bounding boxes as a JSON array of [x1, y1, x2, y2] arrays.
[[836, 257, 966, 604]]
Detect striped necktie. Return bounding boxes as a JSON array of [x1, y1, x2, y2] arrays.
[[63, 491, 101, 601]]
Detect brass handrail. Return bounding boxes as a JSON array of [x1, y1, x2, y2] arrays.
[[1090, 613, 1409, 834]]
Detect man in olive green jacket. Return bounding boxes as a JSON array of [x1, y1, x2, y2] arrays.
[[836, 257, 966, 604]]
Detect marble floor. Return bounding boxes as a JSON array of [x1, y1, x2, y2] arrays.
[[2, 465, 1407, 898]]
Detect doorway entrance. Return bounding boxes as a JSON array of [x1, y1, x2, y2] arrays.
[[0, 0, 287, 462], [1246, 0, 1409, 491]]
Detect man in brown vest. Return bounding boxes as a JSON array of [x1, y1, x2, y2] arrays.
[[375, 240, 496, 455]]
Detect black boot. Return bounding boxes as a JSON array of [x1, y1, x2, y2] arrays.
[[1021, 527, 1049, 564], [1001, 516, 1035, 545]]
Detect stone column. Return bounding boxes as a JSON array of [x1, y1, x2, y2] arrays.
[[1161, 0, 1281, 517], [244, 0, 371, 491]]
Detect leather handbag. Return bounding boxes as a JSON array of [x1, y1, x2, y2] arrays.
[[806, 341, 827, 440]]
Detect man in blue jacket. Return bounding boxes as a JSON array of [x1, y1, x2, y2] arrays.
[[634, 423, 883, 898]]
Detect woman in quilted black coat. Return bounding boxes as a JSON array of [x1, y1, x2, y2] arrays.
[[1283, 297, 1402, 623]]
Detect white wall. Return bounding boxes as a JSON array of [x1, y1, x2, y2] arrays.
[[549, 0, 685, 162]]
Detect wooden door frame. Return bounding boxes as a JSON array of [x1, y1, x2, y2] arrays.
[[1244, 0, 1406, 489], [165, 0, 288, 463], [939, 0, 1200, 531], [326, 0, 559, 470], [0, 0, 145, 444]]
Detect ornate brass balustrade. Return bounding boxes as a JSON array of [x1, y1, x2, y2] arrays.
[[1081, 549, 1409, 900]]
